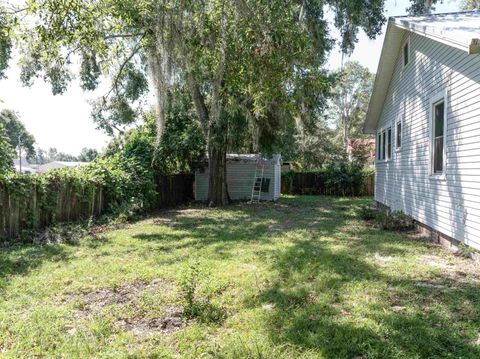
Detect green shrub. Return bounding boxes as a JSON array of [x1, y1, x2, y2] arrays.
[[359, 205, 378, 221], [376, 210, 415, 231], [283, 162, 374, 196]]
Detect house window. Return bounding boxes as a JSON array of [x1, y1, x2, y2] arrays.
[[403, 39, 410, 67], [387, 127, 392, 160], [432, 99, 445, 174], [381, 130, 386, 160], [377, 127, 392, 161], [377, 133, 382, 160], [396, 117, 402, 149]]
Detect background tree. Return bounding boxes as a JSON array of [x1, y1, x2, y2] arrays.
[[30, 147, 47, 164], [328, 61, 374, 154], [0, 122, 14, 173], [406, 0, 478, 14], [461, 0, 480, 10], [102, 96, 205, 175], [0, 109, 36, 159], [45, 148, 77, 162], [77, 148, 99, 162]]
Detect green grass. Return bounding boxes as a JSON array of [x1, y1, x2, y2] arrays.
[[1, 196, 480, 358]]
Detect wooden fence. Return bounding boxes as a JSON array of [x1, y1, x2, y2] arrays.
[[0, 174, 194, 240], [281, 171, 374, 197]]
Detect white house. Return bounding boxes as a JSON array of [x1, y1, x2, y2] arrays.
[[195, 154, 282, 202], [363, 11, 480, 250]]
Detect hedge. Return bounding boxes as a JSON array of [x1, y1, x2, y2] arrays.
[[282, 165, 374, 196]]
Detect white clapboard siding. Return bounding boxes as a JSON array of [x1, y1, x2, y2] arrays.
[[375, 32, 480, 250]]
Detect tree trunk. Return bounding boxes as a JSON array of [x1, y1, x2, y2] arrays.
[[207, 143, 229, 207], [206, 1, 229, 207], [343, 114, 350, 158]]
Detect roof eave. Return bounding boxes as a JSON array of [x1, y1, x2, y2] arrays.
[[363, 14, 479, 134], [363, 21, 403, 134]]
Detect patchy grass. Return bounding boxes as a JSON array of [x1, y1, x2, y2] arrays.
[[1, 196, 480, 358]]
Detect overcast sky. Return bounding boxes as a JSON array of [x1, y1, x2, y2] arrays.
[[0, 0, 460, 156]]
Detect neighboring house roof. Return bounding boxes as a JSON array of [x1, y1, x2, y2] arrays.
[[13, 157, 37, 174], [49, 161, 89, 167], [363, 10, 480, 134], [37, 161, 89, 173]]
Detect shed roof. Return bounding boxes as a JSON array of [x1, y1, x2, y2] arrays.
[[197, 154, 282, 167], [363, 10, 480, 134]]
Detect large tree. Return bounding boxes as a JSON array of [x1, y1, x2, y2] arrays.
[[0, 109, 36, 159], [4, 0, 386, 205]]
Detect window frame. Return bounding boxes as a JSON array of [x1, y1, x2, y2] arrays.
[[429, 90, 448, 179], [395, 114, 403, 152], [402, 36, 411, 69], [377, 131, 382, 161], [376, 125, 392, 163]]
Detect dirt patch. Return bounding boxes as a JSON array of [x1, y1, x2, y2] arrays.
[[117, 305, 185, 336], [64, 279, 187, 335], [420, 254, 480, 285]]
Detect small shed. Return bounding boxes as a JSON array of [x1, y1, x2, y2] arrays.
[[195, 154, 282, 202]]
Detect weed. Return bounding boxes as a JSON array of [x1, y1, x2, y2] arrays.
[[456, 243, 478, 259], [358, 204, 378, 221], [178, 258, 226, 324], [375, 210, 415, 231]]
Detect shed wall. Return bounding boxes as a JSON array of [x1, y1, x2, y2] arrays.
[[195, 162, 280, 201], [375, 32, 480, 249]]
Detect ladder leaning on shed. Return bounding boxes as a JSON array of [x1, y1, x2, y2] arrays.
[[250, 158, 265, 203]]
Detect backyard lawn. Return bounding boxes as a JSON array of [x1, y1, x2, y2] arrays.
[[1, 196, 480, 358]]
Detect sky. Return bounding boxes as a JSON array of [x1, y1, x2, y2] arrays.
[[0, 0, 461, 156]]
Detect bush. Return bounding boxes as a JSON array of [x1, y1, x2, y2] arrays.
[[283, 162, 374, 196], [0, 150, 158, 242], [376, 210, 415, 231], [359, 204, 378, 221]]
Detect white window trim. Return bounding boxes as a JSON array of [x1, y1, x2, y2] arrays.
[[429, 89, 448, 180], [395, 114, 403, 152], [402, 36, 411, 69], [376, 125, 393, 163]]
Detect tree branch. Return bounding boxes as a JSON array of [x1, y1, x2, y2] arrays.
[[105, 32, 146, 99], [104, 32, 146, 40]]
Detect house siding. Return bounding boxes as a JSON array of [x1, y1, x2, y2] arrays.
[[195, 162, 280, 201], [375, 32, 480, 250]]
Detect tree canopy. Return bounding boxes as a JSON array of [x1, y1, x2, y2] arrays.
[[0, 109, 36, 159], [3, 0, 389, 204], [77, 148, 99, 162], [329, 61, 374, 152], [0, 122, 14, 173]]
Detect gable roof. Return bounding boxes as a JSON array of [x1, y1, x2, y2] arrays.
[[363, 10, 480, 134]]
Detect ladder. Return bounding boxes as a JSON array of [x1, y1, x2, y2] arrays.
[[250, 159, 265, 203]]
